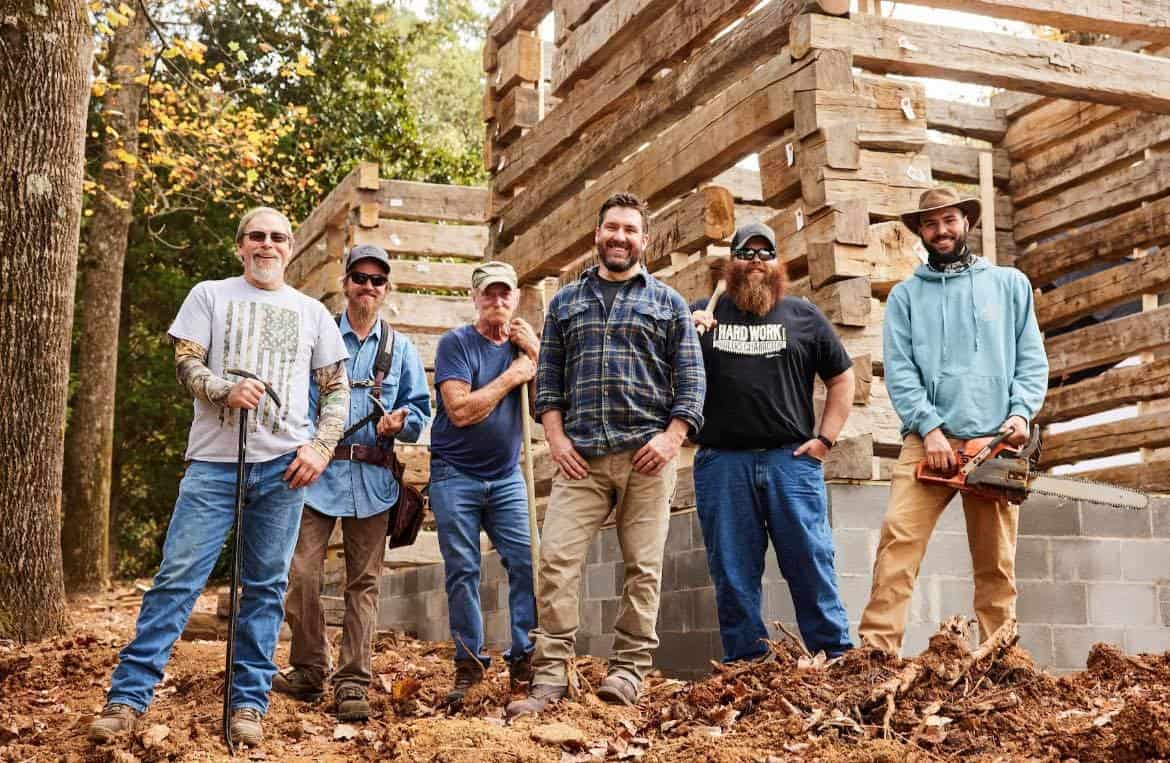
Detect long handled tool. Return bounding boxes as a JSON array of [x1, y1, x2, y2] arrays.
[[222, 368, 281, 755], [696, 279, 726, 336], [520, 378, 540, 588]]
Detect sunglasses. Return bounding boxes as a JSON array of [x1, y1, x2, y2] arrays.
[[731, 248, 777, 261], [244, 230, 290, 244], [348, 272, 388, 287]]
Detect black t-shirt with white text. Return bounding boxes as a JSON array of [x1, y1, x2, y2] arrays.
[[690, 295, 852, 449]]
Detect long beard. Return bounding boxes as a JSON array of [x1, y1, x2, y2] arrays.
[[348, 297, 382, 325], [727, 261, 786, 316]]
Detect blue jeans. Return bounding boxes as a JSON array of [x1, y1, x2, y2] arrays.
[[693, 447, 852, 660], [107, 453, 304, 714], [429, 457, 536, 665]]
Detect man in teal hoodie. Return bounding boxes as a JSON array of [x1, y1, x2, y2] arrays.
[[858, 186, 1048, 654]]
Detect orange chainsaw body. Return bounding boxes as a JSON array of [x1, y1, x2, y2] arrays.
[[915, 435, 1028, 501]]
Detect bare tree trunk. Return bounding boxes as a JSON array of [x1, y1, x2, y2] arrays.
[[62, 5, 148, 593], [0, 3, 94, 640]]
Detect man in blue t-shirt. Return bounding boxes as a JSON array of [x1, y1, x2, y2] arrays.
[[429, 260, 539, 706]]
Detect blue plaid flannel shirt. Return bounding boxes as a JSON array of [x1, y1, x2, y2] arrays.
[[535, 266, 705, 457]]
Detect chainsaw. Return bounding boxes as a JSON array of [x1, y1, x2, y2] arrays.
[[916, 428, 1150, 510]]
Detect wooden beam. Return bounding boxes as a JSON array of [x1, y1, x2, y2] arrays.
[[794, 73, 928, 151], [554, 0, 606, 44], [990, 90, 1048, 121], [551, 0, 678, 97], [801, 145, 933, 219], [979, 152, 997, 265], [1013, 158, 1170, 244], [1035, 249, 1170, 331], [494, 30, 542, 94], [811, 276, 871, 326], [1041, 410, 1170, 468], [1046, 305, 1170, 379], [496, 85, 541, 146], [351, 219, 489, 260], [643, 187, 736, 272], [1003, 100, 1123, 160], [291, 163, 366, 260], [889, 0, 1170, 47], [496, 50, 850, 283], [926, 98, 1007, 143], [1074, 457, 1170, 493], [790, 13, 1170, 115], [380, 293, 478, 334], [1039, 357, 1170, 424], [709, 165, 763, 204], [493, 0, 797, 197], [923, 142, 1009, 187], [385, 259, 479, 292], [487, 0, 551, 44], [374, 180, 487, 224]]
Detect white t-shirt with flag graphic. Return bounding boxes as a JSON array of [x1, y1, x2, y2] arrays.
[[168, 276, 348, 463]]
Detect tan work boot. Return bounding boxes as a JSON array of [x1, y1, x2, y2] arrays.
[[335, 683, 371, 722], [596, 674, 637, 706], [88, 703, 139, 743], [505, 683, 568, 719], [229, 707, 263, 746], [443, 659, 484, 707], [271, 667, 325, 702]]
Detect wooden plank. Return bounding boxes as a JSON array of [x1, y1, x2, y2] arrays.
[[551, 0, 679, 97], [926, 98, 1007, 143], [791, 13, 1170, 115], [1038, 357, 1170, 425], [889, 0, 1170, 47], [1010, 112, 1170, 206], [1074, 457, 1170, 493], [823, 433, 874, 480], [811, 276, 871, 326], [866, 220, 925, 296], [1003, 100, 1125, 160], [990, 90, 1048, 121], [1046, 305, 1170, 379], [979, 152, 997, 265], [385, 259, 479, 292], [554, 0, 607, 44], [1015, 195, 1170, 285], [643, 186, 736, 272], [1013, 158, 1170, 244], [1040, 410, 1170, 468], [965, 228, 1016, 266], [923, 142, 1009, 187], [1035, 249, 1170, 331], [759, 131, 801, 206], [488, 0, 551, 44], [492, 0, 796, 197], [496, 85, 541, 146], [795, 73, 927, 151], [374, 180, 487, 224], [291, 164, 364, 260], [352, 219, 489, 260], [495, 30, 542, 94], [801, 146, 933, 219], [372, 293, 480, 334], [496, 51, 849, 282]]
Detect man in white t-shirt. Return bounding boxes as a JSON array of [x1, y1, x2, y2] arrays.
[[89, 208, 350, 748]]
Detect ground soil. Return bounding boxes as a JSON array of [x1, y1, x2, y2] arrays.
[[3, 585, 1170, 762]]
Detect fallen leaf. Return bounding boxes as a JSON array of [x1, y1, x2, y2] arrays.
[[140, 724, 170, 748], [301, 720, 323, 736], [392, 677, 422, 702], [532, 722, 588, 749], [334, 723, 358, 741]]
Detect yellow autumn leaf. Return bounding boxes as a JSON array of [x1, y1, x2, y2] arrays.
[[295, 53, 314, 77], [132, 73, 150, 85], [115, 149, 139, 167], [91, 80, 108, 97], [106, 8, 128, 26]]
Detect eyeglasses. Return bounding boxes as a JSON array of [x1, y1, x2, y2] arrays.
[[348, 272, 388, 287], [244, 230, 290, 244], [731, 248, 777, 261]]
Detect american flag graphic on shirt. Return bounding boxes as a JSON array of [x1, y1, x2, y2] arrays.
[[219, 300, 300, 433]]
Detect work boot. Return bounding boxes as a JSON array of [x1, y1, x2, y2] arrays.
[[271, 667, 325, 702], [229, 707, 263, 746], [505, 683, 568, 719], [335, 683, 371, 722], [88, 703, 139, 743], [443, 659, 484, 707], [508, 652, 534, 690], [596, 673, 638, 706]]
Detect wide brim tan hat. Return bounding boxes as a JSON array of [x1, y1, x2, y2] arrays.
[[900, 186, 981, 235]]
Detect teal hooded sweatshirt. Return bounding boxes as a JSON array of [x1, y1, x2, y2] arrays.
[[883, 257, 1048, 440]]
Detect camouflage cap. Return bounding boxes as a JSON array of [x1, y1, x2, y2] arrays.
[[471, 260, 518, 290]]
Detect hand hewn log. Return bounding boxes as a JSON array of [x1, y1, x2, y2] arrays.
[[643, 186, 736, 272], [1045, 305, 1170, 379], [795, 74, 927, 150], [488, 0, 552, 44], [923, 142, 1009, 187], [926, 99, 1007, 143], [1040, 410, 1170, 468], [292, 163, 370, 260], [1038, 357, 1170, 424], [351, 219, 489, 260], [372, 180, 487, 224], [1035, 249, 1170, 331], [1073, 457, 1170, 493]]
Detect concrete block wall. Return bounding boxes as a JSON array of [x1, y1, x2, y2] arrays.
[[369, 486, 1170, 677]]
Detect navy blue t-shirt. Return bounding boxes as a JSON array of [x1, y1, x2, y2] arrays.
[[430, 324, 522, 479]]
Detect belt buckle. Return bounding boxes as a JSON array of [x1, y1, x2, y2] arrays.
[[348, 444, 358, 461]]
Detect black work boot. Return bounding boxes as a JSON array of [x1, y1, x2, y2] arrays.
[[508, 652, 534, 691], [443, 659, 484, 707], [335, 683, 371, 722], [271, 667, 325, 702]]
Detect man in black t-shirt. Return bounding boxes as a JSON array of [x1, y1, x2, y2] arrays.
[[690, 222, 855, 660]]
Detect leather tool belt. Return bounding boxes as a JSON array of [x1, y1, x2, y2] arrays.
[[332, 444, 391, 468]]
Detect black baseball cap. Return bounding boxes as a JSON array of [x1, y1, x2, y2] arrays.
[[345, 244, 391, 274]]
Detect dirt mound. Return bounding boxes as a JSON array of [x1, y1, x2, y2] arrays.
[[3, 588, 1170, 762]]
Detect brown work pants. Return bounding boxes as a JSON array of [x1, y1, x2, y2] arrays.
[[858, 434, 1019, 654], [284, 505, 389, 688], [531, 450, 678, 688]]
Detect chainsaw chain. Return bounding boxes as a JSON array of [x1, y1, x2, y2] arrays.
[[1027, 473, 1148, 511]]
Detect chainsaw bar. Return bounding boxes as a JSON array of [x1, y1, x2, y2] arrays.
[[968, 460, 1149, 511]]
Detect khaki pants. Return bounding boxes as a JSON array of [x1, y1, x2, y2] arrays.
[[858, 434, 1019, 654], [284, 505, 389, 688], [531, 450, 678, 688]]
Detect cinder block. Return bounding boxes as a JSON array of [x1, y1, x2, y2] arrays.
[[832, 528, 876, 575], [1119, 539, 1170, 582], [1015, 536, 1050, 580], [577, 599, 602, 635], [1080, 502, 1151, 538], [496, 581, 512, 611], [907, 578, 933, 624], [920, 532, 974, 577], [1088, 583, 1158, 626], [478, 582, 497, 611], [673, 548, 714, 590], [836, 574, 874, 616], [599, 530, 623, 563], [1160, 585, 1170, 627], [657, 590, 693, 633], [601, 598, 620, 634], [659, 554, 677, 591], [1017, 623, 1054, 669], [692, 510, 708, 548], [586, 563, 619, 599], [402, 568, 420, 596], [1051, 538, 1122, 582], [418, 562, 446, 591], [481, 554, 506, 584], [587, 535, 602, 564], [936, 578, 976, 621], [653, 631, 719, 677], [690, 587, 720, 631], [578, 633, 615, 659], [1125, 626, 1170, 655], [1018, 493, 1080, 536], [936, 495, 968, 532], [828, 484, 889, 530], [764, 581, 798, 624], [483, 609, 510, 649], [1017, 581, 1087, 625], [1153, 496, 1170, 538], [382, 571, 405, 596], [902, 621, 953, 657], [666, 511, 695, 553], [424, 590, 447, 620], [1052, 626, 1125, 670]]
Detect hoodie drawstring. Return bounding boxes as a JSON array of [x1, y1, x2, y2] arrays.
[[940, 275, 948, 362], [970, 268, 980, 352]]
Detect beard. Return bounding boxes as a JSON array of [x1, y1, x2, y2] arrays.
[[727, 260, 786, 317], [346, 289, 385, 324], [248, 255, 284, 287], [596, 240, 638, 273], [923, 227, 969, 264]]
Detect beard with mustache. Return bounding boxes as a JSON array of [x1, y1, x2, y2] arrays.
[[727, 258, 787, 317]]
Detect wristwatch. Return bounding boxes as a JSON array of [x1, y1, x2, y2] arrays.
[[816, 434, 835, 450]]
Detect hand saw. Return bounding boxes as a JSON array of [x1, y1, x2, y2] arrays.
[[915, 429, 1150, 510]]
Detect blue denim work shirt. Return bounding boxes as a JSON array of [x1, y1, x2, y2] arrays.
[[535, 265, 705, 457], [306, 314, 433, 518]]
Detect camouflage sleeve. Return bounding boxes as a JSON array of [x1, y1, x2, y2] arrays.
[[310, 360, 350, 461], [173, 339, 234, 406]]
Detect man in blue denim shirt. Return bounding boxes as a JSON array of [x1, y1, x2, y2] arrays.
[[508, 192, 705, 717], [272, 245, 431, 722], [429, 260, 540, 707]]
